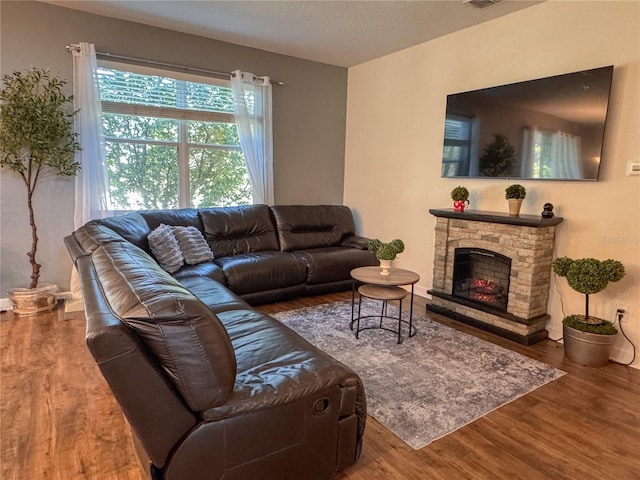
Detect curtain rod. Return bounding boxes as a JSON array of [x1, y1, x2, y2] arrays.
[[65, 45, 284, 86]]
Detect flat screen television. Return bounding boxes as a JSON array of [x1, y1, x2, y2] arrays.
[[441, 65, 614, 181]]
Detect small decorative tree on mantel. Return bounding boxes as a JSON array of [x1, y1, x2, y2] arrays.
[[0, 68, 81, 290]]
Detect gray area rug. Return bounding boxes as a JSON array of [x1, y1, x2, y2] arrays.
[[272, 299, 565, 450]]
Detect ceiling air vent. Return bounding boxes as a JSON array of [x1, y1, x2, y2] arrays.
[[463, 0, 503, 9]]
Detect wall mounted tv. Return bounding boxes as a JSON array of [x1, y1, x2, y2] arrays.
[[441, 65, 613, 181]]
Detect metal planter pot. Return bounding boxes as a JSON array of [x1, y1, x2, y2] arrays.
[[563, 324, 617, 367]]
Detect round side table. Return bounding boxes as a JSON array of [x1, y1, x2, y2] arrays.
[[355, 284, 408, 344], [350, 266, 420, 342]]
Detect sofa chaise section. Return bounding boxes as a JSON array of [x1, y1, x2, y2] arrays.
[[68, 233, 366, 480]]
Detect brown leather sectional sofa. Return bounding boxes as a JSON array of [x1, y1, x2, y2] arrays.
[[65, 204, 375, 480]]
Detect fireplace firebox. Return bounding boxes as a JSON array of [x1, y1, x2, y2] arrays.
[[452, 248, 511, 311]]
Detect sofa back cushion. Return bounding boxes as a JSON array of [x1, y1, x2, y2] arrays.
[[199, 205, 280, 257], [73, 222, 129, 254], [270, 205, 357, 252], [100, 213, 152, 251], [139, 208, 201, 231], [91, 241, 237, 412]]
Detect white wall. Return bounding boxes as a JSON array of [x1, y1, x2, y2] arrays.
[[344, 0, 640, 367]]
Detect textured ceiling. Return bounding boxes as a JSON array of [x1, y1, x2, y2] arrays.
[[42, 0, 543, 67]]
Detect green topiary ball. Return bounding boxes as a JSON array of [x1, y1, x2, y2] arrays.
[[555, 257, 625, 295], [367, 238, 405, 260]]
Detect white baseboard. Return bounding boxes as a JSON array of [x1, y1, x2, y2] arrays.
[[64, 297, 85, 313], [0, 298, 12, 312], [56, 291, 73, 301]]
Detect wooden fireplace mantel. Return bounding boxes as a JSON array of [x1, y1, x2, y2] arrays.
[[428, 208, 563, 227]]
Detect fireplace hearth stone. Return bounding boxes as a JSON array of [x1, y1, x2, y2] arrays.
[[428, 209, 563, 345]]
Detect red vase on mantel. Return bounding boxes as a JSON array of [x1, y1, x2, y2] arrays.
[[453, 200, 468, 212]]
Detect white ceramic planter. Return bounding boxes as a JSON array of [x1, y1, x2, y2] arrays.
[[8, 283, 58, 316], [379, 259, 392, 276]]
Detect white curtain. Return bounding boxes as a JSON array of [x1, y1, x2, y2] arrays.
[[520, 127, 535, 177], [550, 131, 582, 179], [68, 42, 111, 308], [230, 70, 274, 205], [521, 127, 582, 179]]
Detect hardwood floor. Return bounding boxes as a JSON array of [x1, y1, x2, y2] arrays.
[[2, 292, 639, 479]]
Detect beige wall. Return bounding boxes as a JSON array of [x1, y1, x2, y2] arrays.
[[345, 0, 640, 367], [0, 1, 348, 294]]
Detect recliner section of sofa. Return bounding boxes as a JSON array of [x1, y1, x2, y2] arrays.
[[66, 204, 372, 480]]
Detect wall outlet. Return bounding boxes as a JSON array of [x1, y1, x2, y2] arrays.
[[616, 304, 630, 322]]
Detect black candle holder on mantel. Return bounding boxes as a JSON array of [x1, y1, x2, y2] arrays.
[[542, 203, 555, 218]]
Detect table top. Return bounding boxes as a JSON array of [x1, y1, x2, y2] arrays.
[[351, 266, 420, 286]]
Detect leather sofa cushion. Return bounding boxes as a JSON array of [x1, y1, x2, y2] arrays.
[[100, 213, 151, 250], [214, 251, 306, 295], [172, 261, 226, 284], [139, 208, 201, 231], [270, 205, 357, 252], [292, 247, 378, 285], [178, 276, 251, 314], [73, 222, 128, 253], [91, 241, 237, 412], [200, 205, 279, 257], [203, 308, 358, 421]]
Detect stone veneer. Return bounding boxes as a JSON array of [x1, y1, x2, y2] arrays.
[[427, 209, 563, 345]]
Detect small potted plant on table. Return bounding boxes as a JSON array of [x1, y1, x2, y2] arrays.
[[552, 256, 625, 367], [505, 184, 526, 216], [368, 239, 405, 275]]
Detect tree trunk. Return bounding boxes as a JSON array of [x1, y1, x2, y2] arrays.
[[26, 187, 40, 289], [585, 293, 590, 320]]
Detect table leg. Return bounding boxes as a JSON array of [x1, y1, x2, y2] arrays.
[[409, 284, 416, 337], [397, 298, 403, 344], [350, 279, 356, 330], [356, 294, 363, 339]]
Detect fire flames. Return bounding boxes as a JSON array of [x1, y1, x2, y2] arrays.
[[461, 277, 506, 308]]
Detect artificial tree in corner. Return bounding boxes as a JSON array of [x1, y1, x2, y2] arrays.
[[552, 257, 625, 367], [0, 68, 81, 314]]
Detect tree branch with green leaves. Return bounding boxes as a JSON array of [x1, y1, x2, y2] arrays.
[[0, 68, 80, 288]]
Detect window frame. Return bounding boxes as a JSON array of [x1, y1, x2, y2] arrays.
[[442, 113, 473, 177], [97, 60, 249, 211]]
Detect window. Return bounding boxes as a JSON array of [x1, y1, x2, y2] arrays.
[[442, 115, 472, 176], [97, 63, 251, 211]]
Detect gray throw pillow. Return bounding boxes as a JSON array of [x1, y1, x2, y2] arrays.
[[147, 224, 184, 273], [173, 226, 214, 265]]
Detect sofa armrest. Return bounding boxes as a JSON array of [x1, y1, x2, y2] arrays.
[[340, 235, 370, 250]]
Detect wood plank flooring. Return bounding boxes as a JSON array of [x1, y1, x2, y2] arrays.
[[2, 292, 639, 479]]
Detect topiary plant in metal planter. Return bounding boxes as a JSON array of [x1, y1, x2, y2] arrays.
[[552, 257, 625, 367]]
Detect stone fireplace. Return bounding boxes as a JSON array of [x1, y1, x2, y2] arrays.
[[427, 209, 563, 345]]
